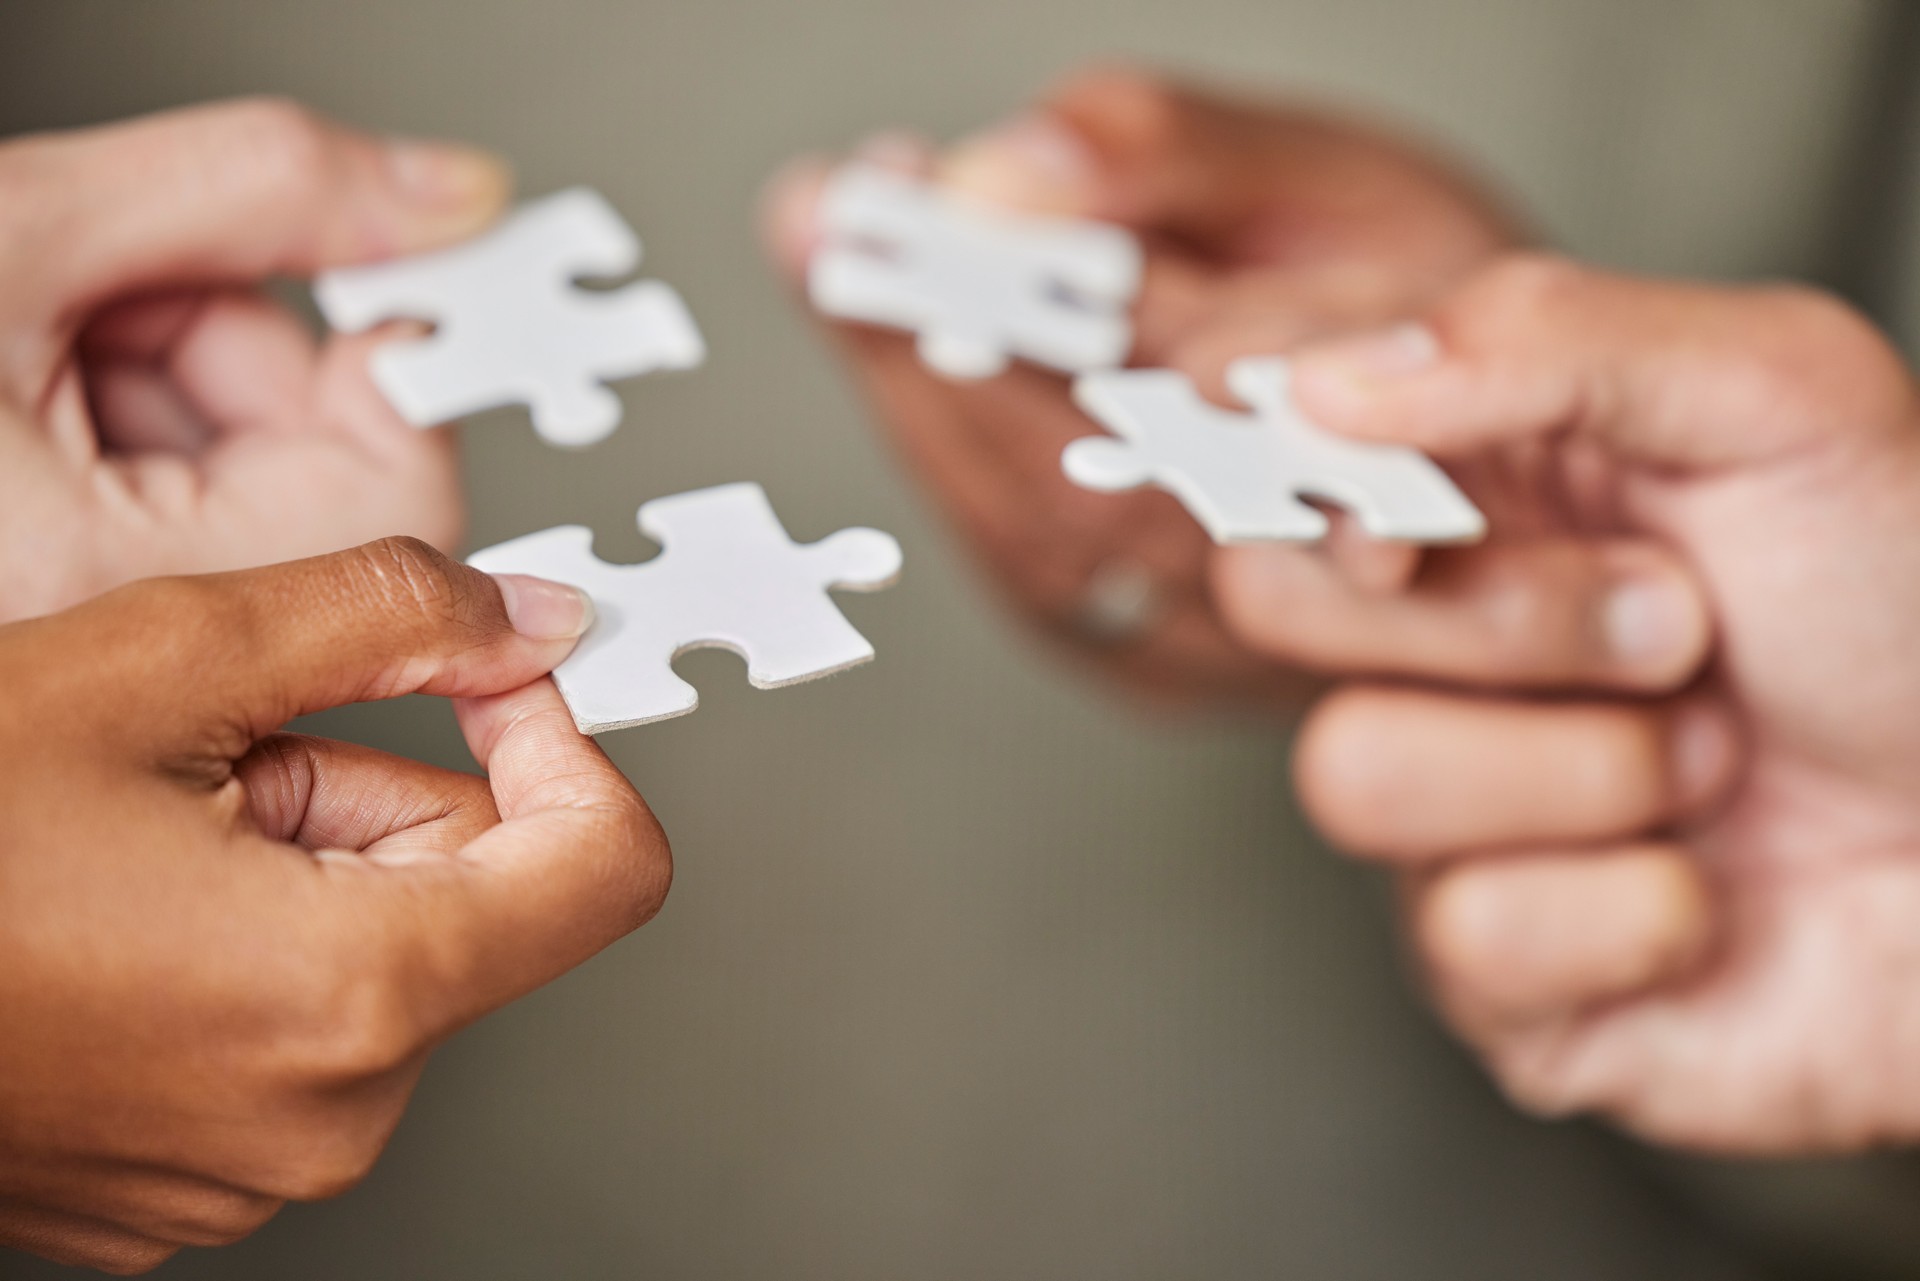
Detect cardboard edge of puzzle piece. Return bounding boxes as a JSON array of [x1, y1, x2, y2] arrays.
[[808, 163, 1144, 382], [1063, 358, 1487, 546], [312, 186, 705, 449], [469, 484, 904, 735]]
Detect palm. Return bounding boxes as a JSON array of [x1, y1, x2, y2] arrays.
[[1, 289, 463, 623]]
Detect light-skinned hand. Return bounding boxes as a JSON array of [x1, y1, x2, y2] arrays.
[[762, 66, 1522, 710], [1274, 253, 1920, 1154], [0, 538, 670, 1272], [0, 99, 512, 623]]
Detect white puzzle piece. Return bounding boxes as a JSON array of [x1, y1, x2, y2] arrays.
[[809, 164, 1143, 380], [315, 187, 705, 449], [1065, 357, 1486, 544], [468, 483, 904, 733]]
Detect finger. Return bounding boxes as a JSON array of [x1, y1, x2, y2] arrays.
[[0, 1160, 282, 1249], [238, 733, 499, 863], [58, 538, 594, 753], [759, 132, 936, 285], [82, 290, 319, 452], [1289, 254, 1919, 467], [1295, 686, 1742, 861], [1409, 845, 1714, 1030], [0, 1200, 178, 1274], [1212, 536, 1712, 692], [940, 65, 1517, 265], [328, 678, 670, 1036], [2, 97, 511, 335]]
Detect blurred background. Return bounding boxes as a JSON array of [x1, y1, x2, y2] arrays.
[[7, 1, 1920, 1277]]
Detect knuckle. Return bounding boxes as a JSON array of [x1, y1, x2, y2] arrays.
[[291, 965, 426, 1085], [349, 535, 474, 633], [1049, 63, 1184, 150], [272, 1141, 386, 1203], [1468, 555, 1584, 678], [0, 139, 56, 243], [1450, 252, 1587, 337], [1734, 285, 1911, 421], [213, 97, 336, 204], [1573, 713, 1669, 824]]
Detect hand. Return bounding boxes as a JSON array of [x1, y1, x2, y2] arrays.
[[762, 66, 1521, 709], [0, 538, 671, 1272], [0, 99, 513, 624], [1274, 254, 1920, 1153]]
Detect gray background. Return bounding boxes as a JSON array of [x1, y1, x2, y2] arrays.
[[6, 1, 1920, 1277]]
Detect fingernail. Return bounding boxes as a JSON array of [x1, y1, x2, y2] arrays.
[[1604, 574, 1702, 673], [491, 573, 595, 640], [942, 114, 1097, 213], [1670, 702, 1740, 810], [1307, 323, 1441, 381], [386, 139, 513, 210]]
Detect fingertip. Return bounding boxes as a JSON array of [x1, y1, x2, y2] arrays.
[[452, 677, 573, 770], [1600, 552, 1715, 690], [759, 154, 834, 281], [381, 138, 514, 252], [1291, 684, 1404, 854]]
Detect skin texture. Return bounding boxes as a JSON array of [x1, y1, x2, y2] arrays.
[[763, 66, 1538, 711], [0, 98, 513, 624], [1274, 255, 1920, 1154], [0, 539, 671, 1273]]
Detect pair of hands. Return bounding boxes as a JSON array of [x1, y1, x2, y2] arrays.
[[773, 69, 1920, 1154], [0, 103, 670, 1272]]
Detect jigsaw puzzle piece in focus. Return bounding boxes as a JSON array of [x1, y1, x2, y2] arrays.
[[468, 483, 903, 733]]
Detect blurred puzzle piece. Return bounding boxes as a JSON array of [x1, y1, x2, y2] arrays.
[[316, 187, 705, 449], [810, 164, 1142, 380]]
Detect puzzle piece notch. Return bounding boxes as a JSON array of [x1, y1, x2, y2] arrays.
[[315, 187, 705, 449], [467, 483, 903, 734], [1065, 357, 1486, 544], [809, 164, 1143, 381]]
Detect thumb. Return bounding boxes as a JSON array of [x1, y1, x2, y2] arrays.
[[58, 536, 593, 756], [3, 97, 511, 334], [1288, 254, 1919, 470]]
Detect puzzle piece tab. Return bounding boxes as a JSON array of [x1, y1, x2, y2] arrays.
[[1065, 358, 1485, 544], [809, 164, 1142, 380], [468, 483, 903, 733], [315, 187, 705, 449]]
